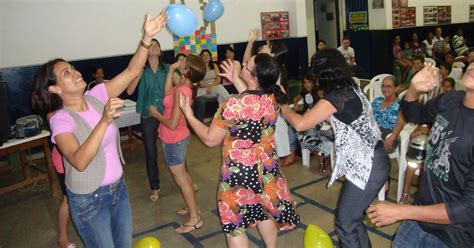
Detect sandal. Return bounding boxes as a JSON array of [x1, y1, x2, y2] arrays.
[[399, 193, 411, 204], [149, 189, 160, 202], [281, 153, 296, 167], [176, 218, 203, 234], [176, 207, 201, 216]]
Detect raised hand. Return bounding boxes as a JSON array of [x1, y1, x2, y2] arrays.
[[102, 98, 124, 124], [143, 11, 168, 38], [179, 92, 193, 117], [170, 61, 181, 71], [219, 59, 241, 84], [410, 63, 440, 93], [248, 29, 258, 43]]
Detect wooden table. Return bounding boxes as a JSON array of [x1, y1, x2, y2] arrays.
[[0, 130, 59, 196]]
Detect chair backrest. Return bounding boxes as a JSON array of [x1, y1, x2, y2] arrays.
[[352, 76, 361, 87], [424, 57, 436, 66], [455, 80, 466, 91], [364, 74, 392, 101], [449, 68, 463, 80], [452, 61, 465, 69], [398, 89, 408, 100]]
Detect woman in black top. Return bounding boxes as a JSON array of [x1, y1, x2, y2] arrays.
[[280, 48, 390, 247]]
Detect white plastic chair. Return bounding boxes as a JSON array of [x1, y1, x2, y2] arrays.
[[363, 74, 392, 102], [449, 68, 463, 81], [301, 122, 335, 170], [352, 76, 361, 87], [377, 132, 401, 201], [452, 61, 465, 69], [424, 57, 436, 66], [398, 89, 408, 100], [455, 80, 466, 91]]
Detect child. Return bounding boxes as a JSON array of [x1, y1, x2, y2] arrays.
[[405, 55, 425, 84], [441, 77, 456, 93], [439, 62, 452, 80], [402, 41, 414, 60]]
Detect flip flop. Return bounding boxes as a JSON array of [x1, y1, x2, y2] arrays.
[[176, 218, 203, 234]]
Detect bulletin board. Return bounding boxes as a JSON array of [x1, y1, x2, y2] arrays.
[[470, 5, 474, 22], [423, 6, 451, 25], [260, 11, 290, 39]]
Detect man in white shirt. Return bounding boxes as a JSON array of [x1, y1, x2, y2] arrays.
[[337, 37, 356, 67]]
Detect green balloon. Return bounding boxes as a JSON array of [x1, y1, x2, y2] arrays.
[[133, 236, 161, 248], [304, 224, 334, 248]]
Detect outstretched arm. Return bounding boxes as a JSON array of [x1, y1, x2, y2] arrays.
[[280, 99, 337, 132], [367, 203, 450, 227], [126, 72, 143, 95], [243, 29, 258, 65], [105, 11, 167, 98], [179, 93, 227, 147]]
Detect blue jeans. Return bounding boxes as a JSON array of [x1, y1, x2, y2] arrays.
[[67, 177, 132, 248], [141, 117, 160, 190], [393, 220, 449, 248], [335, 146, 390, 248]]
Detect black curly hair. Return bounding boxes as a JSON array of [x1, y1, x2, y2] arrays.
[[310, 48, 356, 93]]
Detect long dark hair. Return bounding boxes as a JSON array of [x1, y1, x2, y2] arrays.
[[200, 49, 215, 70], [310, 48, 356, 93], [146, 38, 165, 70], [253, 53, 280, 92], [31, 58, 65, 117]]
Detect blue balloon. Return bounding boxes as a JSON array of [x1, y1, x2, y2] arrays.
[[166, 4, 198, 37], [203, 0, 224, 22]]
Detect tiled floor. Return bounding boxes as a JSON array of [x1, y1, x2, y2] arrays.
[[0, 135, 406, 247]]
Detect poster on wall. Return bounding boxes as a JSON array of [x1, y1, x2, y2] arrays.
[[400, 7, 416, 27], [423, 6, 452, 25], [392, 8, 401, 28], [260, 11, 290, 39], [423, 6, 438, 25], [373, 0, 384, 9], [348, 11, 368, 30], [470, 5, 474, 22], [438, 6, 451, 24], [392, 0, 407, 8]]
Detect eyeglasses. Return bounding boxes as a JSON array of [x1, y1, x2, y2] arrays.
[[242, 63, 256, 76]]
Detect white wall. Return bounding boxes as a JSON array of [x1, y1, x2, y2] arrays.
[[0, 0, 307, 68], [305, 0, 316, 62], [368, 0, 474, 30], [315, 0, 338, 48]]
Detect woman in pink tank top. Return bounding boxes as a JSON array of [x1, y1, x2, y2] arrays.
[[149, 54, 206, 234]]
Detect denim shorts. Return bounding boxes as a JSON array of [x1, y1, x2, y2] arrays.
[[162, 136, 190, 166]]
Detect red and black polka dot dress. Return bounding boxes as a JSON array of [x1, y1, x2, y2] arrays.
[[212, 90, 300, 236]]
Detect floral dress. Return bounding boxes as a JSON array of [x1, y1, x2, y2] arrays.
[[212, 90, 300, 236]]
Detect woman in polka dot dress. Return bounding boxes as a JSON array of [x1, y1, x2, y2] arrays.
[[179, 53, 300, 247]]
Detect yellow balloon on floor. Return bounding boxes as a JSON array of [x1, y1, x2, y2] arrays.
[[304, 224, 334, 248], [133, 236, 161, 248]]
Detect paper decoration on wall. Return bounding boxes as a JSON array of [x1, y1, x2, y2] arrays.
[[260, 11, 290, 39], [392, 0, 408, 8], [348, 11, 368, 31], [423, 6, 451, 25], [393, 7, 416, 28], [173, 29, 218, 60], [470, 5, 474, 22]]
